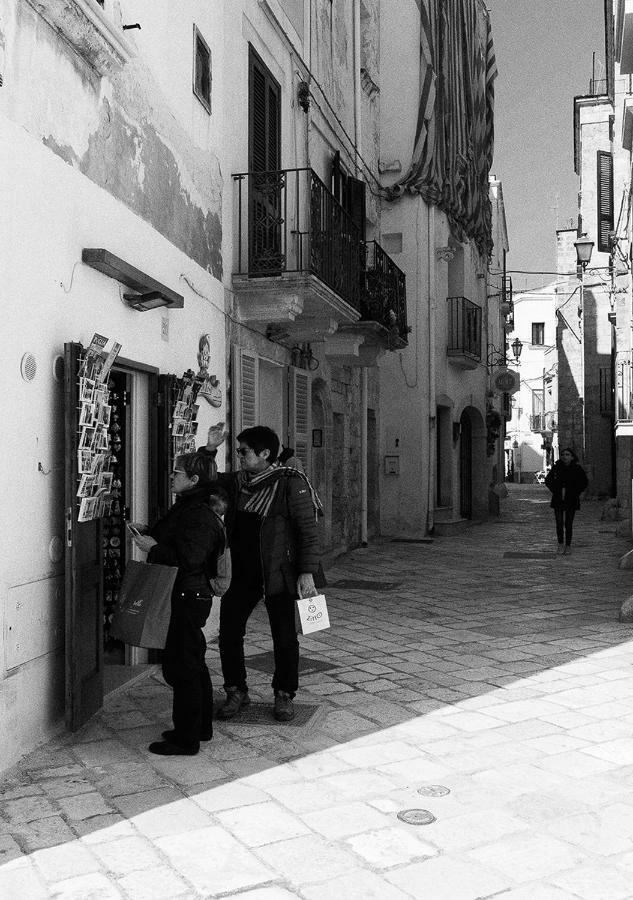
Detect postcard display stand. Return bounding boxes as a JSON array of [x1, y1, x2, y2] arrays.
[[75, 335, 121, 522], [170, 369, 203, 459]]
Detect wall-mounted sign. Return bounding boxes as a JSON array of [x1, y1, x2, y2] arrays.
[[494, 368, 520, 395], [384, 455, 400, 476]]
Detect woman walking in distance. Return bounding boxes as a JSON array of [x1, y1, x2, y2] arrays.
[[544, 448, 588, 556], [130, 453, 226, 755]]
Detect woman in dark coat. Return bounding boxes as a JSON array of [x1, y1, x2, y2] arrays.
[[544, 447, 588, 555], [131, 452, 225, 756]]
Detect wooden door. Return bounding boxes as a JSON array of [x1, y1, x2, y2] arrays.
[[459, 414, 473, 519], [64, 342, 103, 730]]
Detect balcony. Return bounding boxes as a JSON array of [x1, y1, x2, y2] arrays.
[[337, 240, 408, 354], [447, 296, 482, 369], [231, 168, 407, 358], [232, 167, 362, 335], [530, 414, 545, 432]]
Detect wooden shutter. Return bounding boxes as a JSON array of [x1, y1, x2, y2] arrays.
[[249, 47, 280, 172], [597, 150, 614, 253], [346, 175, 366, 239], [232, 348, 260, 465], [288, 367, 311, 472]]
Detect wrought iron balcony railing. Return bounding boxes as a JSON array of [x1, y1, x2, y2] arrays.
[[233, 167, 361, 311], [530, 414, 545, 432], [447, 296, 482, 360], [362, 240, 408, 341]]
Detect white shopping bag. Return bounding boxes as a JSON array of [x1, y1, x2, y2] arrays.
[[296, 594, 330, 635]]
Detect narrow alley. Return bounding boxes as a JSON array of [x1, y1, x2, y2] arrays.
[[2, 485, 633, 899]]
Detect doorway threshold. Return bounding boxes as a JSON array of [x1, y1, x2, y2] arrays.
[[104, 664, 158, 697]]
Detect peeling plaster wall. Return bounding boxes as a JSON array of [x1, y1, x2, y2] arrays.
[[5, 0, 223, 279], [0, 1, 228, 773]]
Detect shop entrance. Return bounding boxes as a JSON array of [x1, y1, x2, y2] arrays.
[[65, 342, 162, 730], [102, 365, 160, 694]]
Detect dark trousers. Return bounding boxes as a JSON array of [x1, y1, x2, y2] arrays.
[[554, 507, 576, 546], [219, 583, 299, 698], [162, 592, 213, 748]]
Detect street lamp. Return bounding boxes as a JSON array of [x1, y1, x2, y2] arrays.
[[511, 338, 523, 361], [574, 233, 594, 270]]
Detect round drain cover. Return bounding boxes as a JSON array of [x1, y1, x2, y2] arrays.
[[397, 808, 436, 826], [417, 784, 450, 797]]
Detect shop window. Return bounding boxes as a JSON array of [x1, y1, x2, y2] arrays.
[[193, 26, 212, 113], [531, 322, 544, 346]]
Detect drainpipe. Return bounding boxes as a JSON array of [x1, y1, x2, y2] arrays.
[[354, 0, 368, 546], [361, 366, 368, 546], [353, 0, 362, 174], [427, 204, 436, 534]]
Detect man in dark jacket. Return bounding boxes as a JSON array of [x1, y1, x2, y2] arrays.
[[200, 425, 321, 722]]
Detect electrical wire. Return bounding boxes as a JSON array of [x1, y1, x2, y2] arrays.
[[179, 274, 290, 351]]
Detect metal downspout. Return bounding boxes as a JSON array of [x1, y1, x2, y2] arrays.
[[427, 204, 436, 534], [354, 0, 368, 546]]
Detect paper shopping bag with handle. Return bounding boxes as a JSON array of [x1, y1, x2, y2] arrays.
[[109, 560, 177, 649], [296, 594, 330, 635]]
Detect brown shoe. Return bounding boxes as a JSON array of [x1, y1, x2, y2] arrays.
[[273, 691, 295, 722], [217, 687, 250, 720]]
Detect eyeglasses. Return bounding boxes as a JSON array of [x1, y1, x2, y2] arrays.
[[237, 447, 252, 456], [172, 469, 186, 475]]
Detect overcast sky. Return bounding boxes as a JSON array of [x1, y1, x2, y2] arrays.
[[486, 0, 605, 292]]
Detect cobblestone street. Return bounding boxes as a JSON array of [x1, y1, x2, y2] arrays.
[[3, 485, 633, 898]]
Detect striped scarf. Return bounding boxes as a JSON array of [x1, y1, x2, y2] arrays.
[[240, 465, 324, 521]]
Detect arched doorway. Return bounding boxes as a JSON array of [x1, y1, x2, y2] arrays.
[[458, 406, 487, 520]]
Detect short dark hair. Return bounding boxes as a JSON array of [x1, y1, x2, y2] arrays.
[[175, 452, 212, 484], [237, 425, 280, 463]]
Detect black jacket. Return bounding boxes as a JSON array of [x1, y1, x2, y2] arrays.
[[147, 483, 224, 596], [544, 461, 588, 510], [198, 448, 320, 596]]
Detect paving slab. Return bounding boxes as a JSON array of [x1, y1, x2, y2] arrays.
[[2, 486, 633, 896]]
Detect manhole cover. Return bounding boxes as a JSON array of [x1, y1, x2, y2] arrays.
[[331, 579, 402, 590], [245, 652, 335, 676], [214, 702, 319, 727], [397, 809, 436, 826], [417, 784, 450, 797]]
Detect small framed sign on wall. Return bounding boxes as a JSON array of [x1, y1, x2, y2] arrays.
[[312, 428, 323, 447], [384, 455, 400, 475]]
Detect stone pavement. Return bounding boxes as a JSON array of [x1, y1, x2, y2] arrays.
[[3, 484, 633, 899]]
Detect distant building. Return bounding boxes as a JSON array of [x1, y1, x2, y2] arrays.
[[506, 285, 558, 483]]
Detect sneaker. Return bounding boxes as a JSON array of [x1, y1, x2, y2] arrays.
[[556, 544, 564, 555], [273, 691, 295, 722], [217, 687, 250, 720], [563, 545, 572, 555]]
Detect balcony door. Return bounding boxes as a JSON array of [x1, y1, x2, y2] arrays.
[[249, 47, 282, 275]]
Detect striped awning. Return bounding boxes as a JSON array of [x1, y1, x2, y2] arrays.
[[388, 0, 497, 258]]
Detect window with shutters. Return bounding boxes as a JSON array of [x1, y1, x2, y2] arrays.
[[331, 151, 366, 239], [597, 150, 614, 253], [531, 322, 544, 346], [288, 367, 312, 472], [193, 26, 212, 114], [249, 47, 282, 274]]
